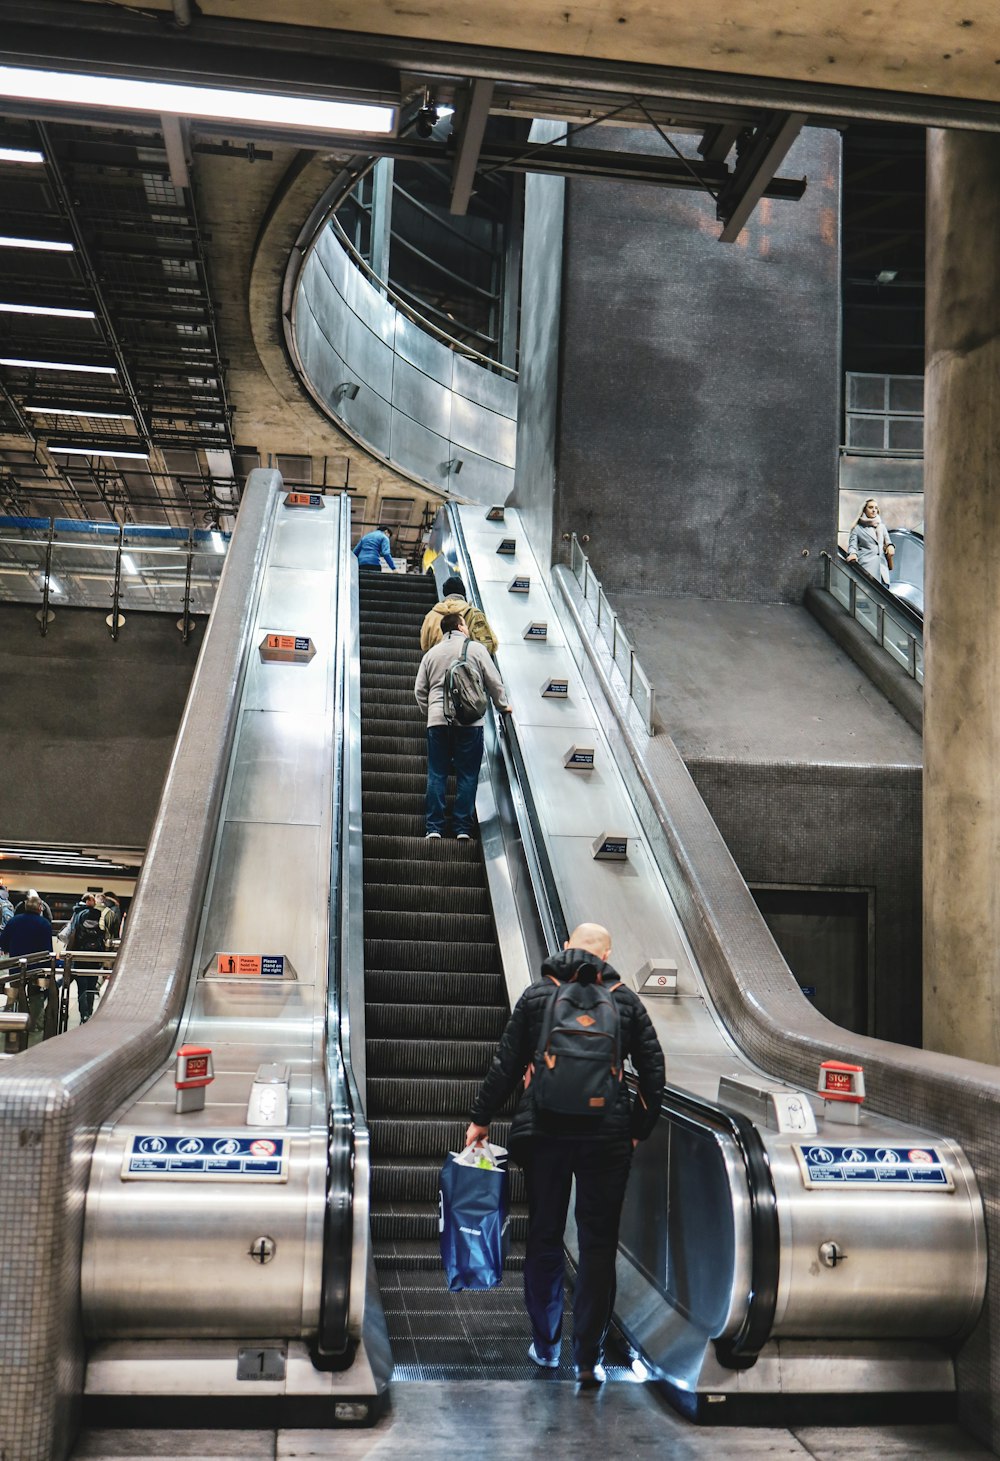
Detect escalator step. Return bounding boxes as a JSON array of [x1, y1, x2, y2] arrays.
[[372, 1160, 526, 1206], [359, 634, 426, 655], [368, 1076, 516, 1115], [362, 791, 427, 817], [372, 1238, 525, 1274], [367, 1001, 506, 1038], [360, 672, 421, 693], [372, 1206, 529, 1245], [365, 970, 504, 1004], [370, 1117, 513, 1158], [360, 754, 428, 778], [367, 1038, 498, 1078], [362, 772, 428, 796], [364, 910, 497, 943], [363, 859, 486, 889], [364, 938, 499, 973], [364, 884, 491, 916], [364, 812, 458, 838], [362, 836, 485, 867], [362, 736, 426, 758]]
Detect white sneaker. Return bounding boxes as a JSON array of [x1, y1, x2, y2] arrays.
[[456, 832, 473, 841], [528, 1342, 559, 1369], [425, 831, 442, 839]]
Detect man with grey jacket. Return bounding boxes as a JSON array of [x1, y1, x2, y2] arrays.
[[414, 611, 513, 840]]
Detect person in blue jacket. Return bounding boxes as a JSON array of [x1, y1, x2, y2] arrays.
[[353, 526, 396, 572], [0, 893, 53, 1033]]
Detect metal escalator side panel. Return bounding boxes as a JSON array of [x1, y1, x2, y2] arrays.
[[612, 1083, 778, 1370], [82, 475, 339, 1345], [318, 493, 371, 1361], [766, 1133, 986, 1343]]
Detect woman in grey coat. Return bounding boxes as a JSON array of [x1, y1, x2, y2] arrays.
[[847, 498, 895, 585]]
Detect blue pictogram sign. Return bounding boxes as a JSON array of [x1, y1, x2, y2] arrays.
[[124, 1134, 287, 1181], [796, 1143, 952, 1190]]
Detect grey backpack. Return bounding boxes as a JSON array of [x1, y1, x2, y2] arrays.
[[444, 640, 488, 726]]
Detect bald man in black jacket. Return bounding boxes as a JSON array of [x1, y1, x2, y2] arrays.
[[467, 922, 665, 1388]]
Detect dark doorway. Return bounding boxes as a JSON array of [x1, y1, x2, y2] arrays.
[[751, 886, 873, 1035]]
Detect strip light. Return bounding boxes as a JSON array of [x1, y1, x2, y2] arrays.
[[0, 146, 45, 164], [0, 302, 96, 319], [121, 554, 139, 574], [0, 65, 395, 135], [52, 446, 150, 460], [0, 235, 73, 252], [27, 406, 133, 420], [0, 358, 116, 374]]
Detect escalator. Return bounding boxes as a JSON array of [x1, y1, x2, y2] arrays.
[[357, 570, 539, 1376]]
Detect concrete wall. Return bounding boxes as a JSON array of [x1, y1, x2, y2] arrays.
[[689, 760, 922, 1046], [516, 124, 842, 603], [0, 606, 201, 848], [512, 122, 566, 566]]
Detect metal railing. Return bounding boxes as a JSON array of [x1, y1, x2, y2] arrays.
[[0, 516, 231, 641], [329, 217, 518, 380], [822, 550, 924, 685], [0, 948, 117, 1047], [567, 534, 657, 735]]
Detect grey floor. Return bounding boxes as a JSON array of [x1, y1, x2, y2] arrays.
[[72, 1382, 992, 1459], [607, 595, 921, 765]]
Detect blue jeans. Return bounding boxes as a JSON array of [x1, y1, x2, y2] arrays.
[[77, 975, 99, 1021], [426, 724, 484, 836]]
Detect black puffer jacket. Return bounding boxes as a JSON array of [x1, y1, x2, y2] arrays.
[[470, 948, 666, 1149]]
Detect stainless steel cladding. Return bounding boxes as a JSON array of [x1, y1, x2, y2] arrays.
[[765, 1134, 985, 1341], [82, 1125, 329, 1338]]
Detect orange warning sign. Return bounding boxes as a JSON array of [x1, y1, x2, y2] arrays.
[[285, 492, 320, 507], [265, 634, 296, 652], [216, 953, 286, 977], [217, 954, 263, 975]]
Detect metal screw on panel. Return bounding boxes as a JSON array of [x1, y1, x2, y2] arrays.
[[818, 1240, 846, 1268], [249, 1235, 276, 1264]]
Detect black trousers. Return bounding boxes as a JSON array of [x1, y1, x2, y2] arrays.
[[519, 1135, 632, 1368]]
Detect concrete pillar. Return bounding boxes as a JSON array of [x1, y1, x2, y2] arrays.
[[924, 129, 1000, 1063]]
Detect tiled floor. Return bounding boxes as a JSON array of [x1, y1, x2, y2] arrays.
[[73, 1381, 993, 1461]]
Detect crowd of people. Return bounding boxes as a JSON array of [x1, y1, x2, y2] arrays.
[[0, 885, 123, 1034]]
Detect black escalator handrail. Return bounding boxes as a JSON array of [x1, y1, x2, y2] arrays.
[[317, 490, 362, 1361], [445, 505, 569, 952], [825, 547, 924, 633], [642, 1077, 780, 1368]]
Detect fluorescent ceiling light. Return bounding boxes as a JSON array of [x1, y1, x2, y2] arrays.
[[0, 234, 73, 252], [0, 358, 116, 374], [52, 446, 150, 460], [0, 65, 395, 135], [0, 302, 96, 319], [26, 406, 133, 420], [0, 146, 45, 164], [210, 530, 226, 554], [120, 554, 139, 574]]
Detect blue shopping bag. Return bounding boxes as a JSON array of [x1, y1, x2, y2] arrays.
[[438, 1143, 510, 1291]]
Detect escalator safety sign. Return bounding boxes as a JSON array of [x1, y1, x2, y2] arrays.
[[123, 1134, 288, 1181], [795, 1143, 953, 1191], [284, 492, 323, 508], [259, 634, 316, 664], [216, 954, 285, 977]]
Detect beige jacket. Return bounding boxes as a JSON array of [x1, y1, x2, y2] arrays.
[[414, 631, 510, 728], [419, 596, 499, 656]]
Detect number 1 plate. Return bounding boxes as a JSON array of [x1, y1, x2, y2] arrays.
[[237, 1346, 287, 1381]]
